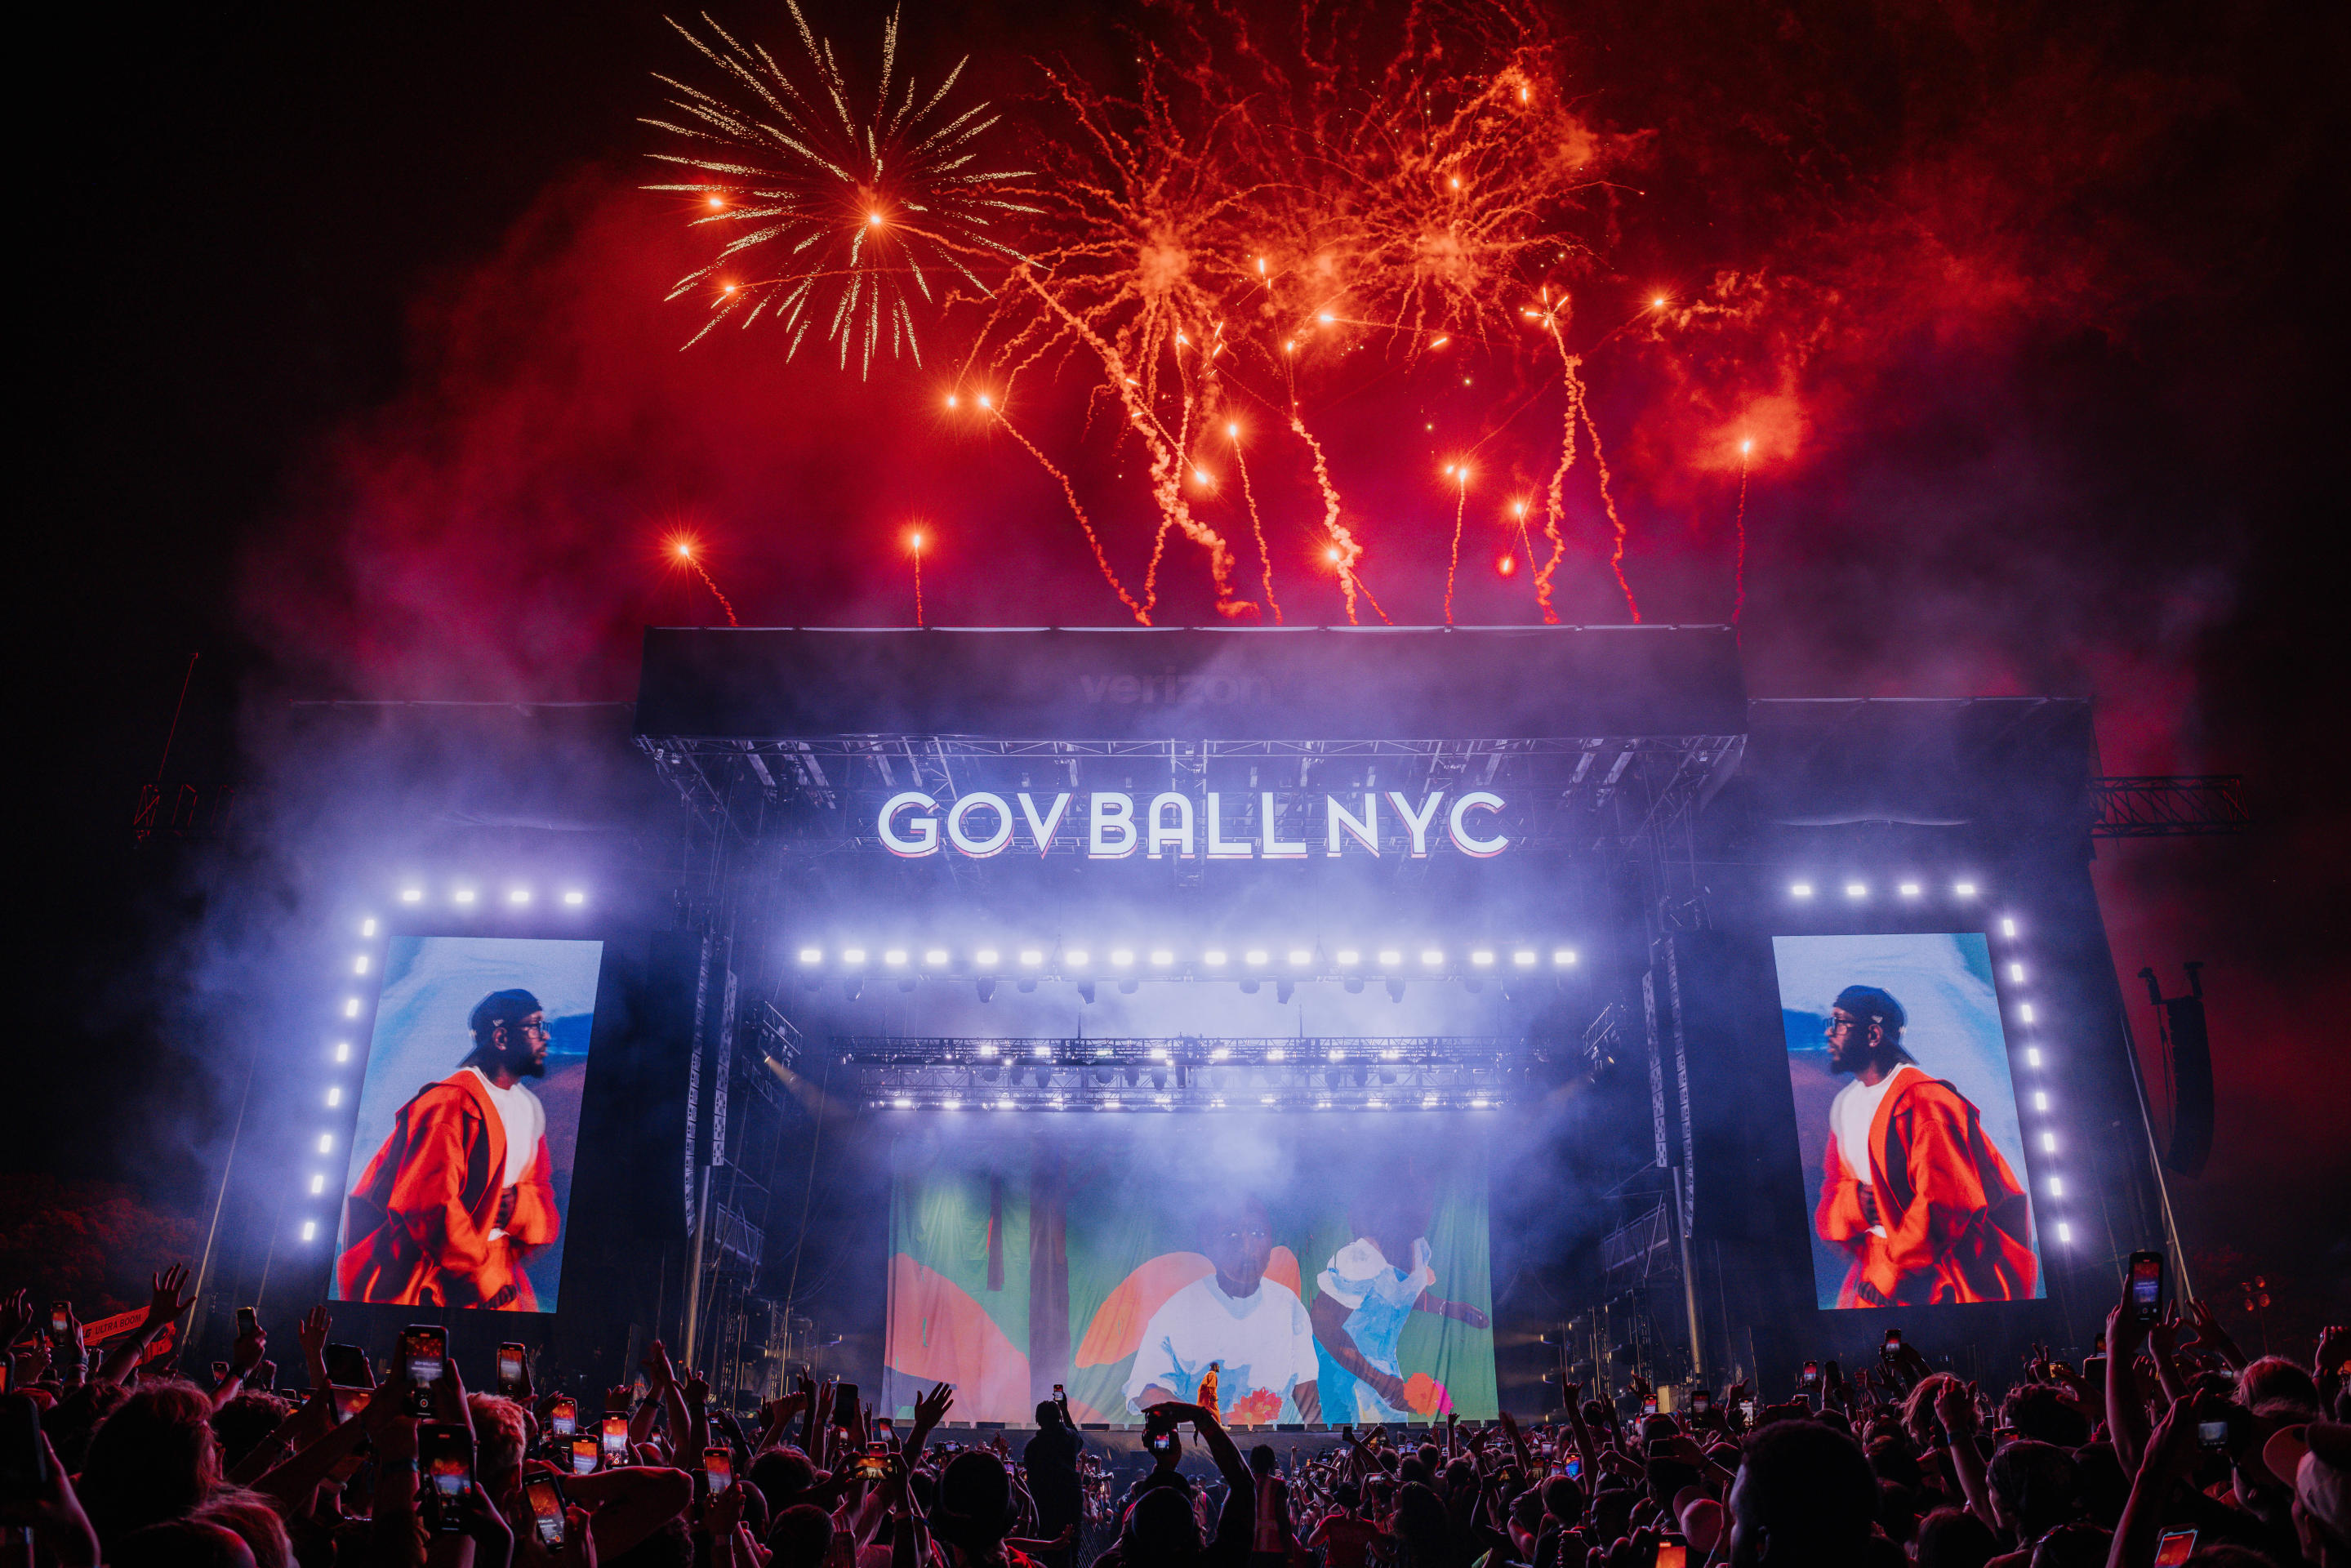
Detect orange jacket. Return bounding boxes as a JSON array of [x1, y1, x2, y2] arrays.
[[336, 1069, 559, 1310], [1814, 1070, 2038, 1307]]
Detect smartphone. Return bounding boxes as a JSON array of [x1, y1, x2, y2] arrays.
[[601, 1414, 629, 1462], [1739, 1400, 1757, 1423], [1802, 1361, 1820, 1386], [2197, 1417, 2231, 1450], [332, 1386, 372, 1425], [834, 1381, 860, 1416], [50, 1304, 70, 1339], [706, 1446, 735, 1492], [251, 1360, 278, 1392], [1147, 1428, 1178, 1456], [877, 1417, 896, 1441], [524, 1473, 568, 1548], [2095, 1333, 2108, 1355], [571, 1437, 599, 1474], [1563, 1455, 1582, 1480], [1884, 1328, 1903, 1350], [417, 1420, 475, 1533], [550, 1396, 579, 1438], [2082, 1356, 2107, 1390], [2153, 1529, 2197, 1566], [853, 1442, 893, 1482], [325, 1343, 373, 1388], [236, 1306, 259, 1338], [1690, 1391, 1711, 1415], [401, 1325, 447, 1417], [1654, 1545, 1687, 1568], [496, 1343, 528, 1398], [2128, 1250, 2166, 1325], [212, 1361, 231, 1384]]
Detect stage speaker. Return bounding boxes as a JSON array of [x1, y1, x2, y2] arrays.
[[2142, 965, 2214, 1178], [1651, 931, 1809, 1246]]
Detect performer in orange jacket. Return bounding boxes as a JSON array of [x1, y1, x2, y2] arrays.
[[1813, 985, 2039, 1307], [337, 988, 560, 1310]]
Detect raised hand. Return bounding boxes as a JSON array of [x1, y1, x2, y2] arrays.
[[144, 1264, 194, 1332], [299, 1305, 331, 1360], [641, 1339, 679, 1392], [607, 1385, 637, 1415], [231, 1317, 268, 1374], [914, 1381, 955, 1432], [2318, 1325, 2349, 1376]]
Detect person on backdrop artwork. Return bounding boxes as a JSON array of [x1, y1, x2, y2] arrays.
[[1310, 1183, 1488, 1423], [1126, 1193, 1322, 1424], [1812, 983, 2039, 1307], [336, 987, 560, 1309]]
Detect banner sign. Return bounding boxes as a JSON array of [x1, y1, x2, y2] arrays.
[[876, 790, 1510, 861]]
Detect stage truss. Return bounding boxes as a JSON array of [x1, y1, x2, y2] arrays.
[[816, 1034, 1572, 1111]]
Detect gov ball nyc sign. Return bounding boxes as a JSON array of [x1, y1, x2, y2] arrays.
[[874, 790, 1510, 861]]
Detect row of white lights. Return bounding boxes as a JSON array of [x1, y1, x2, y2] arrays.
[[797, 944, 1578, 970], [1992, 911, 2073, 1249], [397, 884, 590, 906], [877, 1095, 1503, 1111], [1788, 880, 1979, 900]]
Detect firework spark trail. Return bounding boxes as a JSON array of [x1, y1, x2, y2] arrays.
[[685, 555, 739, 625], [1230, 428, 1283, 625], [1288, 415, 1363, 624], [646, 2, 1036, 376], [1534, 318, 1580, 626], [1733, 439, 1752, 630], [1570, 376, 1640, 622], [1442, 469, 1469, 625], [985, 398, 1149, 623]]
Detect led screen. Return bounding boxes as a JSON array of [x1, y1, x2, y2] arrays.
[[331, 936, 602, 1312], [883, 1120, 1495, 1425], [1774, 933, 2044, 1310]]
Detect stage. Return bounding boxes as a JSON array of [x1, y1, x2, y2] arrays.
[[238, 626, 2176, 1413]]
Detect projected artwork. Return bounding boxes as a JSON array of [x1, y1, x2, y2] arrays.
[[331, 936, 602, 1312], [1774, 933, 2043, 1311], [883, 1122, 1495, 1425]]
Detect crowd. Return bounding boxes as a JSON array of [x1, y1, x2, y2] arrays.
[[2, 1266, 2344, 1568]]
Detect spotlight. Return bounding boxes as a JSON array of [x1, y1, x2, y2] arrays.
[[1790, 883, 1814, 898], [309, 1174, 326, 1195], [1065, 949, 1091, 967], [455, 889, 477, 905], [1421, 949, 1444, 967], [354, 956, 369, 975], [1845, 883, 1867, 898], [400, 888, 423, 902], [2020, 1004, 2036, 1022], [1385, 979, 1406, 1002], [301, 1221, 318, 1242], [1512, 951, 1536, 967], [563, 890, 586, 906], [1471, 950, 1495, 967], [1266, 1047, 1287, 1062], [2041, 1132, 2058, 1152], [509, 888, 532, 905], [2001, 918, 2018, 937], [799, 948, 823, 964], [2010, 962, 2026, 982], [1336, 950, 1360, 966], [1245, 949, 1270, 965], [359, 918, 376, 937], [343, 999, 360, 1018], [1899, 883, 1921, 898], [2025, 1047, 2042, 1067], [1111, 949, 1136, 967], [1552, 949, 1577, 966], [1955, 882, 1979, 898], [884, 949, 909, 966], [1378, 949, 1403, 966], [2055, 1222, 2073, 1244], [1020, 949, 1044, 966], [2033, 1091, 2049, 1111], [2048, 1176, 2064, 1196], [894, 1098, 913, 1109], [333, 1042, 350, 1062], [1288, 949, 1312, 967], [326, 1087, 341, 1107], [842, 947, 868, 964], [924, 948, 950, 965], [318, 1134, 334, 1154], [975, 948, 1000, 966], [1203, 949, 1228, 966], [1150, 949, 1174, 966]]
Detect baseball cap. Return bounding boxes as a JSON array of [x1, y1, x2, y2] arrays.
[[2260, 1420, 2351, 1545]]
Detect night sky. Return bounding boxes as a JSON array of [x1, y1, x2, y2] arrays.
[[22, 1, 2349, 1324]]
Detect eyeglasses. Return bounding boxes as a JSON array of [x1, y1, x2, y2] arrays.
[[1824, 1016, 1870, 1035]]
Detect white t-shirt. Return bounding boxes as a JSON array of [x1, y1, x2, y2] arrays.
[[1124, 1273, 1319, 1418], [1828, 1064, 1921, 1235], [464, 1067, 546, 1190]]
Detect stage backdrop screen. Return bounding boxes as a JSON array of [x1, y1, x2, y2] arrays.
[[884, 1119, 1495, 1426], [330, 935, 602, 1313], [1774, 933, 2044, 1311]]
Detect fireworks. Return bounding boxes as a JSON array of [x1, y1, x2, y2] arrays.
[[645, 4, 1036, 376], [669, 538, 740, 625]]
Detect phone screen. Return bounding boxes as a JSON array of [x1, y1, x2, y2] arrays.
[[417, 1422, 474, 1532], [1564, 1456, 1582, 1480], [602, 1414, 629, 1459], [1641, 1400, 1658, 1417], [525, 1477, 568, 1546], [2153, 1530, 2197, 1566], [572, 1437, 599, 1474], [1884, 1329, 1902, 1349], [50, 1309, 69, 1339], [2129, 1253, 2164, 1321], [707, 1450, 734, 1491], [236, 1306, 259, 1337], [1654, 1547, 1688, 1568], [1691, 1392, 1710, 1414], [2197, 1419, 2231, 1449], [550, 1397, 578, 1437], [405, 1327, 447, 1388], [1802, 1362, 1820, 1384], [325, 1343, 373, 1388], [332, 1387, 371, 1425], [1147, 1429, 1178, 1456], [496, 1346, 526, 1391]]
